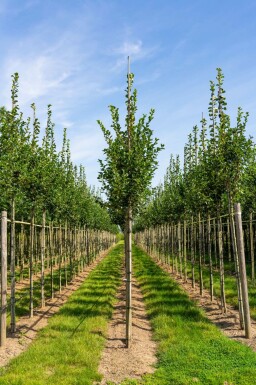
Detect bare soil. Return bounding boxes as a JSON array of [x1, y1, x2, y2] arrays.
[[97, 275, 157, 385], [0, 248, 110, 368]]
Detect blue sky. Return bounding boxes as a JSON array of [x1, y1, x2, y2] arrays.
[[1, 0, 256, 189]]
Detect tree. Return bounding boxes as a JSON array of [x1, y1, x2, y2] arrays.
[[98, 68, 164, 347]]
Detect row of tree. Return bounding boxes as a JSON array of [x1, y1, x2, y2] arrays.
[[134, 68, 255, 230], [133, 68, 256, 339], [0, 73, 118, 232]]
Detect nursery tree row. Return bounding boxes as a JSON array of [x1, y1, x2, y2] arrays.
[[134, 69, 256, 338], [0, 73, 118, 232], [134, 68, 255, 230]]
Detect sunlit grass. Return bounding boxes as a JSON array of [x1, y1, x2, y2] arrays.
[[0, 244, 123, 385], [115, 245, 256, 385], [184, 258, 256, 319]]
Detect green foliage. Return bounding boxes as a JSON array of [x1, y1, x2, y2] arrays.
[[98, 73, 164, 227], [134, 68, 254, 230], [0, 74, 117, 232]]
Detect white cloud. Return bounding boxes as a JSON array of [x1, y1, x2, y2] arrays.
[[116, 40, 143, 56], [3, 55, 70, 107], [111, 39, 158, 71]]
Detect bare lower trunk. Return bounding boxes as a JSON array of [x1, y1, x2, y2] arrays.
[[125, 206, 132, 348], [41, 209, 46, 308], [10, 199, 16, 332], [29, 207, 35, 318]]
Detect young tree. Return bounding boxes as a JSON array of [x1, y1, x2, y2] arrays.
[[98, 67, 164, 347]]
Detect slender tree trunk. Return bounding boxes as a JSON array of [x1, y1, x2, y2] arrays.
[[41, 209, 46, 308], [29, 208, 35, 318], [207, 214, 214, 301], [218, 211, 226, 313], [178, 221, 182, 277], [59, 224, 62, 293], [49, 222, 54, 299], [65, 221, 68, 286], [249, 210, 254, 281], [10, 198, 16, 332], [19, 220, 24, 281], [198, 213, 203, 295], [126, 205, 132, 348], [213, 218, 217, 268], [1, 211, 7, 347], [191, 216, 195, 288], [227, 218, 232, 262], [184, 220, 187, 282]]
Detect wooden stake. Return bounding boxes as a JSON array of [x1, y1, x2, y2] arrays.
[[198, 213, 203, 296], [218, 213, 226, 313], [249, 210, 254, 280], [183, 220, 187, 282], [1, 211, 7, 346], [207, 214, 214, 301], [126, 205, 132, 347], [10, 199, 16, 333], [41, 210, 46, 308], [234, 203, 251, 339], [29, 211, 35, 318]]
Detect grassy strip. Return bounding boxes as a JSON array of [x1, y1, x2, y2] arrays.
[[7, 254, 99, 324], [117, 245, 256, 385], [7, 267, 72, 323], [183, 258, 256, 319], [0, 243, 123, 385]]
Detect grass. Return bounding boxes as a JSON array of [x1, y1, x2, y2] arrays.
[[182, 257, 256, 319], [3, 243, 256, 385], [6, 254, 96, 325], [114, 245, 256, 385], [0, 243, 123, 385]]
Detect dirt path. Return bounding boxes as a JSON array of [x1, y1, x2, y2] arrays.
[[97, 275, 157, 385], [157, 260, 256, 352], [0, 248, 111, 368]]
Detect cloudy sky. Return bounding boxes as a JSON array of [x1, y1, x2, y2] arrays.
[[0, 0, 256, 189]]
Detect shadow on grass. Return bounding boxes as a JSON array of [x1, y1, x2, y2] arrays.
[[131, 245, 256, 385]]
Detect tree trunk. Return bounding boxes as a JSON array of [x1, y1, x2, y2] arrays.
[[29, 208, 35, 318], [125, 205, 132, 348], [191, 216, 195, 288], [1, 211, 7, 347], [218, 212, 226, 313], [207, 214, 214, 301], [10, 198, 16, 332], [249, 210, 254, 281], [41, 209, 46, 308], [198, 213, 203, 296], [183, 220, 187, 282]]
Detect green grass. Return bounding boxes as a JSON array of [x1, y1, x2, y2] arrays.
[[3, 243, 256, 385], [115, 245, 256, 385], [6, 254, 97, 325], [0, 244, 123, 385], [183, 257, 256, 319]]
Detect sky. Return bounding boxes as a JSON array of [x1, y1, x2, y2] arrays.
[[0, 0, 256, 190]]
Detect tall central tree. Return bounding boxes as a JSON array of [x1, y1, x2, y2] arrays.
[[98, 63, 164, 347]]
